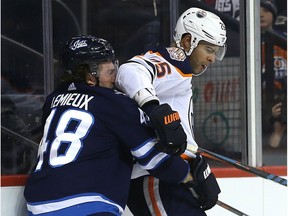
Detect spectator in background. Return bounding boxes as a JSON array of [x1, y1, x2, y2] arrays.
[[269, 92, 287, 148], [260, 0, 287, 148], [274, 9, 287, 37], [260, 0, 287, 36]]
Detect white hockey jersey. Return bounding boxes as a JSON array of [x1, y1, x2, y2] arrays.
[[116, 46, 197, 162]]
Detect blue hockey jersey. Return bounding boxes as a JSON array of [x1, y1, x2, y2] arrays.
[[24, 83, 190, 216]]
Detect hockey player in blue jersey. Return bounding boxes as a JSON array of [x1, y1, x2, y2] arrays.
[[23, 35, 219, 216]]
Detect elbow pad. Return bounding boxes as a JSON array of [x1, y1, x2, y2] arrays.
[[134, 88, 159, 107]]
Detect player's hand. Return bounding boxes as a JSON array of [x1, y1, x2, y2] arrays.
[[149, 103, 187, 155], [272, 102, 282, 118], [186, 153, 220, 210]]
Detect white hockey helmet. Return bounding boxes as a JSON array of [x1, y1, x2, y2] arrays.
[[174, 7, 227, 60]]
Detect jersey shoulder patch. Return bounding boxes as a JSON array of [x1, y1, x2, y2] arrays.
[[166, 47, 186, 62]]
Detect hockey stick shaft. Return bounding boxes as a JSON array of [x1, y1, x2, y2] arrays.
[[216, 200, 249, 216], [189, 187, 249, 215], [187, 145, 287, 187], [1, 126, 39, 149]]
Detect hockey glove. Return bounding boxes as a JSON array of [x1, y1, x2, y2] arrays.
[[187, 153, 220, 210], [148, 103, 187, 156]]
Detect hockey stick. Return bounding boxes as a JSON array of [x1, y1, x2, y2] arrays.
[[216, 200, 249, 216], [187, 145, 287, 187], [1, 126, 39, 149], [189, 187, 249, 215]]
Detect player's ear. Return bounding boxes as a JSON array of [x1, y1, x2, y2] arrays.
[[181, 34, 192, 52], [87, 73, 97, 86]]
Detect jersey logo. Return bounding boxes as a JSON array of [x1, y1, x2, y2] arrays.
[[196, 10, 207, 18], [203, 165, 211, 179], [164, 112, 180, 125], [166, 47, 186, 61], [68, 82, 76, 91]]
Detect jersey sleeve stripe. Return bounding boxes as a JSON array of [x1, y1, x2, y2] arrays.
[[136, 152, 169, 170], [131, 138, 158, 158]]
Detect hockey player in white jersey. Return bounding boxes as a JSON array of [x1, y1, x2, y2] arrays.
[[116, 7, 227, 215]]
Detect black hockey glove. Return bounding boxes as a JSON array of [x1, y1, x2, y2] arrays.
[[187, 153, 221, 210], [148, 103, 187, 156]]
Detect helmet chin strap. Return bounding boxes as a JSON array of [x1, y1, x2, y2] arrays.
[[192, 66, 208, 77], [185, 46, 194, 56]]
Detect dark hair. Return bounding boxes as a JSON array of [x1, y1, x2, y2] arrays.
[[261, 0, 278, 21], [60, 63, 90, 84]]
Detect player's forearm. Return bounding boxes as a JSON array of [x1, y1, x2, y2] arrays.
[[148, 156, 191, 184]]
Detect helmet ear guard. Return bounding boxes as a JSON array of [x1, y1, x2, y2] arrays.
[[174, 7, 227, 60]]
